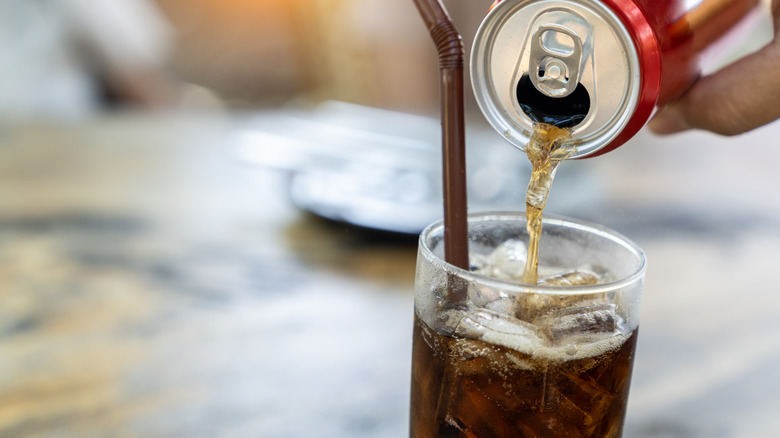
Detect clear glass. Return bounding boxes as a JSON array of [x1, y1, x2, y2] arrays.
[[409, 211, 645, 438]]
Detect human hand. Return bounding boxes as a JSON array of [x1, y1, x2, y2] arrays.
[[649, 0, 780, 136]]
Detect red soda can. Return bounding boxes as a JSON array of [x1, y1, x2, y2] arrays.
[[471, 0, 760, 158]]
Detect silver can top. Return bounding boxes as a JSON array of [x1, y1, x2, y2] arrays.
[[470, 0, 641, 158]]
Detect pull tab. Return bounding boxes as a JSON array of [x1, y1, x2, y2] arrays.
[[529, 24, 584, 98]]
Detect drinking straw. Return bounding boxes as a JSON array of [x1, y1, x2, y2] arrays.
[[412, 0, 470, 271]]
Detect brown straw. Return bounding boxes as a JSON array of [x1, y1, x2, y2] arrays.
[[413, 0, 469, 271]]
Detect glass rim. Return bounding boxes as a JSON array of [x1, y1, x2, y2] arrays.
[[419, 211, 646, 296]]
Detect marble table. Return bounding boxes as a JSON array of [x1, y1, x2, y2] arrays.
[[1, 112, 780, 437]]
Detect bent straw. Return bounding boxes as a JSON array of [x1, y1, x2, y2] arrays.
[[412, 0, 469, 272]]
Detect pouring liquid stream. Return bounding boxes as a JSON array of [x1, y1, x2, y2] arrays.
[[521, 123, 577, 284]]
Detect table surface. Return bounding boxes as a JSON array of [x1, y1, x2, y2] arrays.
[[2, 112, 780, 438]]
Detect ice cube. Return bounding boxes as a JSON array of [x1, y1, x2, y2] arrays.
[[515, 268, 613, 322], [515, 294, 560, 321], [534, 303, 622, 345], [540, 270, 601, 286], [452, 309, 544, 355], [472, 239, 527, 281], [468, 282, 517, 314], [469, 252, 489, 273], [452, 311, 493, 339], [484, 295, 520, 316]]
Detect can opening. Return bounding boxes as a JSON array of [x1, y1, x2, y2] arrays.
[[516, 74, 590, 128]]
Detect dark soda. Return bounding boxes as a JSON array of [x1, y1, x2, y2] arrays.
[[410, 314, 637, 438]]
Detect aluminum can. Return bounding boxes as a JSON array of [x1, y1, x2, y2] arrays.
[[471, 0, 760, 158]]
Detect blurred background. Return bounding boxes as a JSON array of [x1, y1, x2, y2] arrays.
[[2, 0, 452, 117], [2, 0, 780, 437]]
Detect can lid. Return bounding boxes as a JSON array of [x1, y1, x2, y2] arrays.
[[471, 0, 641, 158]]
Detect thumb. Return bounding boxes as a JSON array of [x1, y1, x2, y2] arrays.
[[650, 0, 780, 136]]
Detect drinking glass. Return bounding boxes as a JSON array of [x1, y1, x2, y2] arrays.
[[410, 211, 645, 437]]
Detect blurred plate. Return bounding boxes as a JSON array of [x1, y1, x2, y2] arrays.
[[229, 101, 602, 234]]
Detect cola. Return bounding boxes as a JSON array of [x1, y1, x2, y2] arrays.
[[410, 314, 637, 438]]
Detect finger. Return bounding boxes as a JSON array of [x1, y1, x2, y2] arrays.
[[774, 0, 780, 23], [647, 106, 691, 135], [650, 43, 780, 135], [650, 1, 780, 136]]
